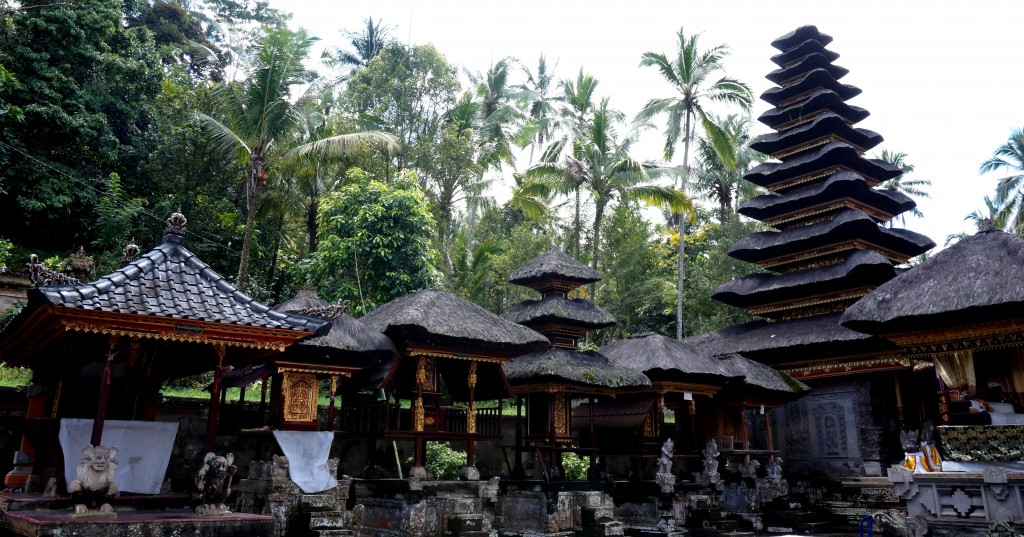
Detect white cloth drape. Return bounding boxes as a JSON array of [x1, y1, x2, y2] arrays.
[[59, 419, 178, 494], [272, 430, 337, 493]]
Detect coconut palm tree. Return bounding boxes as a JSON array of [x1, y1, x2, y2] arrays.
[[694, 114, 755, 223], [525, 99, 691, 289], [517, 55, 560, 164], [876, 149, 931, 226], [327, 16, 392, 74], [636, 28, 752, 339], [199, 28, 396, 288], [980, 128, 1024, 234]]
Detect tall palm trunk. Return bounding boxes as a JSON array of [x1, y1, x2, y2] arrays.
[[236, 154, 263, 289], [676, 111, 692, 340], [574, 187, 581, 260], [307, 197, 319, 253], [590, 198, 607, 299]]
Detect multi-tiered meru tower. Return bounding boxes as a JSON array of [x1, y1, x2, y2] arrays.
[[713, 26, 934, 323]]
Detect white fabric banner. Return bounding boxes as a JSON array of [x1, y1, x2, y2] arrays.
[[59, 419, 179, 494], [272, 430, 337, 493]]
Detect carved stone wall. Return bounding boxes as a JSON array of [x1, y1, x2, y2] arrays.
[[889, 465, 1024, 536]]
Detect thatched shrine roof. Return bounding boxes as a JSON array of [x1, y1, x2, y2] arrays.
[[718, 353, 811, 398], [508, 247, 600, 288], [766, 52, 848, 86], [746, 142, 900, 192], [761, 69, 861, 108], [738, 171, 915, 228], [771, 25, 833, 52], [758, 89, 869, 131], [749, 114, 882, 159], [572, 398, 653, 430], [272, 290, 396, 361], [503, 347, 651, 391], [727, 208, 934, 269], [503, 296, 616, 330], [360, 288, 548, 353], [599, 332, 736, 382], [713, 249, 896, 317], [685, 313, 894, 363], [28, 219, 326, 333], [842, 228, 1024, 335]]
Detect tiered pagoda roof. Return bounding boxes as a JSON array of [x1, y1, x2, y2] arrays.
[[503, 248, 649, 393], [713, 25, 934, 323]]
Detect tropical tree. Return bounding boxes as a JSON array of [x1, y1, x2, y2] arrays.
[[517, 55, 560, 164], [876, 149, 931, 226], [526, 99, 691, 291], [200, 27, 396, 289], [327, 16, 392, 75], [693, 114, 755, 223], [636, 28, 753, 339], [980, 128, 1024, 234]]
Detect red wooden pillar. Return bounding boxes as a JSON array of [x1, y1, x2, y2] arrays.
[[91, 336, 119, 446], [206, 344, 226, 453]]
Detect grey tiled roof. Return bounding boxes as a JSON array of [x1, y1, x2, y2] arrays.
[[34, 235, 327, 332]]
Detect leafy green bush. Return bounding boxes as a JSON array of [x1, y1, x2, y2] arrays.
[[562, 452, 592, 480], [422, 441, 466, 480]]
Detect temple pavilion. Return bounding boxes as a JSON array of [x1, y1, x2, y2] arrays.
[[688, 25, 935, 477], [0, 213, 329, 537], [502, 247, 650, 479]]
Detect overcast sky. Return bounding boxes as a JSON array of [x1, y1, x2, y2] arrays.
[[271, 0, 1024, 248]]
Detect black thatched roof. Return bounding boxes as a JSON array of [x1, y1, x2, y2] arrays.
[[770, 38, 839, 68], [508, 247, 600, 287], [746, 142, 900, 192], [713, 249, 896, 314], [842, 229, 1024, 334], [360, 289, 548, 353], [765, 53, 848, 86], [30, 231, 327, 333], [503, 295, 616, 330], [718, 353, 811, 397], [749, 113, 882, 158], [572, 398, 653, 429], [761, 69, 861, 108], [273, 287, 328, 314], [727, 208, 934, 266], [599, 332, 736, 382], [686, 313, 896, 362], [758, 89, 869, 131], [771, 25, 833, 52], [738, 171, 915, 227], [503, 347, 651, 390], [272, 289, 396, 361]]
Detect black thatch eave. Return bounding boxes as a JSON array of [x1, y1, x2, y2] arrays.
[[758, 89, 869, 130], [770, 38, 840, 68], [765, 53, 848, 85], [717, 353, 811, 399], [273, 290, 397, 363], [761, 69, 861, 107], [749, 113, 882, 158], [745, 142, 901, 191], [842, 229, 1024, 335], [727, 208, 935, 265], [503, 347, 651, 390], [686, 313, 896, 364], [360, 289, 548, 355], [503, 296, 616, 330], [31, 234, 328, 333], [508, 247, 600, 287], [771, 25, 833, 52], [273, 287, 328, 315], [738, 171, 915, 225], [599, 332, 737, 384], [712, 249, 896, 311]]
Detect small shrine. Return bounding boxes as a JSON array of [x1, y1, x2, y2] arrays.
[[502, 247, 650, 479], [354, 288, 548, 478]]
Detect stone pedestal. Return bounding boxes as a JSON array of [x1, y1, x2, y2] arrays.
[[234, 456, 345, 537]]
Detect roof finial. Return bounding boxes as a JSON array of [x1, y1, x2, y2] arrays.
[[977, 218, 999, 233], [121, 238, 141, 265], [165, 211, 187, 237]]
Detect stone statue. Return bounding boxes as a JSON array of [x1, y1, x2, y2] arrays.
[[702, 439, 720, 484], [655, 438, 676, 492], [739, 459, 760, 479], [69, 444, 119, 515], [195, 452, 236, 515], [766, 456, 784, 481]]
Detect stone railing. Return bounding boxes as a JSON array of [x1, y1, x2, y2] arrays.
[[888, 465, 1024, 536]]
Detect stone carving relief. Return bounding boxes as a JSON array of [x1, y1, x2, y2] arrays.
[[813, 402, 848, 458]]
